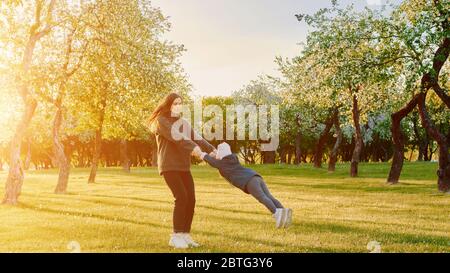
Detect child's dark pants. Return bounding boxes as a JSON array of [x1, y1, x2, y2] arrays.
[[246, 176, 284, 214]]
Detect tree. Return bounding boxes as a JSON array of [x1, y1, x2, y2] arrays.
[[379, 0, 449, 192], [64, 0, 190, 183], [1, 0, 57, 204], [0, 0, 190, 200], [232, 76, 281, 164], [293, 3, 401, 177], [31, 1, 93, 193]]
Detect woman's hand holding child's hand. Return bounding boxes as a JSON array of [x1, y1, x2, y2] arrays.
[[192, 146, 203, 159], [193, 148, 216, 160]]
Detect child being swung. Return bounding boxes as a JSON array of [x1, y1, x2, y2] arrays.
[[201, 142, 292, 228]]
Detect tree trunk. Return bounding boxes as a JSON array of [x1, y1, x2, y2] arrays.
[[314, 113, 334, 168], [53, 27, 84, 193], [387, 94, 421, 184], [53, 107, 71, 194], [280, 147, 287, 164], [120, 139, 130, 173], [328, 110, 342, 172], [429, 141, 436, 160], [287, 150, 293, 164], [417, 92, 450, 192], [88, 128, 103, 183], [2, 0, 56, 205], [88, 98, 106, 184], [262, 151, 276, 164], [411, 110, 428, 161], [3, 99, 37, 204], [350, 93, 363, 177], [294, 113, 302, 166], [294, 132, 302, 165], [415, 122, 429, 162], [420, 141, 429, 161], [416, 31, 450, 191]]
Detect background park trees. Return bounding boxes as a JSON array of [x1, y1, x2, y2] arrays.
[[0, 0, 189, 203], [279, 3, 397, 177], [276, 0, 449, 192], [0, 0, 448, 207]]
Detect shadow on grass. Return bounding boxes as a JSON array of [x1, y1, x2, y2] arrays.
[[18, 202, 167, 228], [299, 221, 450, 248], [65, 193, 269, 216], [16, 202, 300, 251], [248, 162, 438, 182], [264, 180, 437, 195], [306, 183, 435, 194], [16, 201, 450, 252]]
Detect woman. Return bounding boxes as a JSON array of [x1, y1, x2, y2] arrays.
[[147, 93, 216, 249]]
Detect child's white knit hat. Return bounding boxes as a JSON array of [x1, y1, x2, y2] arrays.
[[217, 142, 232, 159]]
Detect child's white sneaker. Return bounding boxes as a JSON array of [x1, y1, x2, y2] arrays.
[[273, 208, 285, 228], [169, 233, 189, 249], [182, 233, 200, 247], [283, 208, 293, 228]]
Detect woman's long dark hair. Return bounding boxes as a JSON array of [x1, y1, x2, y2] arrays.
[[146, 92, 182, 133]]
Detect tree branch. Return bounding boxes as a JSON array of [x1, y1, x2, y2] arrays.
[[34, 0, 56, 40]]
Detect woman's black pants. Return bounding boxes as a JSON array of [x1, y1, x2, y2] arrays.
[[162, 171, 195, 233]]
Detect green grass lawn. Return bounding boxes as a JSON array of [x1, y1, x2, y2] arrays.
[[0, 161, 449, 253]]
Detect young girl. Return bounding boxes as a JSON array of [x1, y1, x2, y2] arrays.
[[201, 142, 292, 228]]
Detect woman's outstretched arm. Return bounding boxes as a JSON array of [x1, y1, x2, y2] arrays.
[[184, 119, 216, 153]]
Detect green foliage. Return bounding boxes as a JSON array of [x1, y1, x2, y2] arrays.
[[279, 0, 449, 154], [0, 0, 191, 146]]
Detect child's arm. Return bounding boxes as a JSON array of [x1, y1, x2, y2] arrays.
[[192, 130, 216, 154], [201, 153, 223, 169]]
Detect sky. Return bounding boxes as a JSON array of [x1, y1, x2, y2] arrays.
[[150, 0, 391, 97]]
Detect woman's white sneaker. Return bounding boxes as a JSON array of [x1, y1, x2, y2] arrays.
[[169, 233, 189, 249], [182, 233, 200, 247]]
